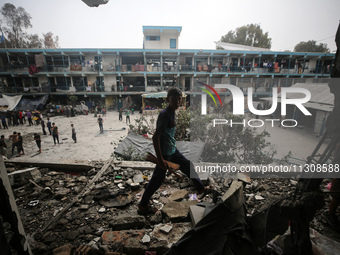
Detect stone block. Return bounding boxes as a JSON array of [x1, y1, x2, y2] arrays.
[[161, 200, 197, 222], [102, 230, 148, 255], [109, 215, 146, 230], [149, 223, 192, 250], [221, 180, 244, 212], [168, 190, 189, 201], [189, 205, 205, 225]]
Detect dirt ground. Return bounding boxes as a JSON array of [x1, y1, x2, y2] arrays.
[[1, 111, 141, 162]]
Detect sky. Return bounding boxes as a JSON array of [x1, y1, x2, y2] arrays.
[[1, 0, 339, 52]]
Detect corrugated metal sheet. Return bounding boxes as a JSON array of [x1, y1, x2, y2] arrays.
[[214, 41, 272, 52], [142, 92, 187, 98], [262, 83, 334, 112], [280, 83, 334, 104]]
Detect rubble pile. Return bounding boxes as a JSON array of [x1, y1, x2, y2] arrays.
[[5, 162, 340, 254]]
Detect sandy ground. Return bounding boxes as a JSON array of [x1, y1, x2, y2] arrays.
[[0, 111, 328, 165], [1, 111, 141, 162]]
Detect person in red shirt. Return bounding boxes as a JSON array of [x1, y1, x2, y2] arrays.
[[18, 110, 23, 125]]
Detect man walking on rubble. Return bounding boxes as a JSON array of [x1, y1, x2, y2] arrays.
[[138, 87, 212, 215]]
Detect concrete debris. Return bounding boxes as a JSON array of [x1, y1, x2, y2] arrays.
[[98, 207, 106, 213], [255, 195, 265, 200], [5, 161, 340, 255], [162, 200, 197, 221], [168, 189, 189, 201], [109, 215, 146, 230], [189, 204, 205, 225], [140, 234, 151, 244], [159, 224, 173, 234], [102, 230, 149, 254], [99, 193, 132, 207], [150, 223, 192, 249], [133, 174, 144, 183]]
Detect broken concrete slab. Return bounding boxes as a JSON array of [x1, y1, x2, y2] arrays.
[[161, 200, 197, 222], [149, 211, 163, 224], [168, 190, 189, 201], [133, 174, 144, 183], [221, 180, 244, 212], [159, 224, 173, 234], [189, 204, 206, 226], [310, 228, 340, 254], [5, 159, 93, 172], [54, 187, 71, 198], [149, 223, 192, 251], [109, 215, 146, 230], [99, 193, 132, 208], [115, 161, 155, 170], [102, 230, 149, 255], [140, 234, 151, 244]]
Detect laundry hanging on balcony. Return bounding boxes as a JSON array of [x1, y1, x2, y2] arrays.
[[28, 65, 41, 75]]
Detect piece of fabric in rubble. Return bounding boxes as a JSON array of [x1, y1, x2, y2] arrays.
[[114, 133, 205, 163], [164, 202, 260, 255]]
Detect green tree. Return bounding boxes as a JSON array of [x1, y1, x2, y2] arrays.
[[218, 24, 272, 49], [294, 40, 330, 53], [43, 32, 59, 49], [68, 95, 78, 106], [0, 3, 32, 48], [0, 3, 60, 49], [25, 34, 43, 48]]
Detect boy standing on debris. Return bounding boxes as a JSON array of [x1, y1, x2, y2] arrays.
[[138, 87, 211, 215]]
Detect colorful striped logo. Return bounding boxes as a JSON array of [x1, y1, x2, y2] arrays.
[[198, 82, 223, 106]]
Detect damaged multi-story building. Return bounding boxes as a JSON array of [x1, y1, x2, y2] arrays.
[[0, 26, 335, 111]]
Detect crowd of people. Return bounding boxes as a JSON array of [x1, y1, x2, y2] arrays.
[[1, 105, 132, 158], [0, 109, 77, 159]]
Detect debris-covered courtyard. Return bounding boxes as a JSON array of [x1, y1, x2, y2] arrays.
[[2, 111, 340, 255]]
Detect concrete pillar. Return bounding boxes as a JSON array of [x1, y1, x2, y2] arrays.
[[144, 75, 148, 92]]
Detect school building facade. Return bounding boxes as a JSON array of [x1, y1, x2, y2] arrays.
[[0, 26, 335, 110]]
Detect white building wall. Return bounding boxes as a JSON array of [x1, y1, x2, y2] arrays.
[[104, 74, 116, 92], [144, 30, 179, 49], [308, 59, 317, 71]]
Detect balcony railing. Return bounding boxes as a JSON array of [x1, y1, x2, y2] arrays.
[[0, 64, 332, 75]]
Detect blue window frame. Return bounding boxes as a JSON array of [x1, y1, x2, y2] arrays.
[[146, 36, 160, 41], [170, 39, 176, 49]]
